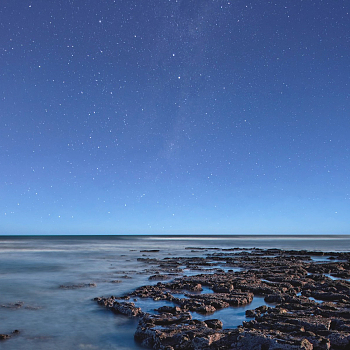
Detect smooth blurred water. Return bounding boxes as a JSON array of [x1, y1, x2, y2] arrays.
[[0, 235, 349, 349]]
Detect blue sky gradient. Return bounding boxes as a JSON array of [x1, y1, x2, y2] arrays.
[[1, 0, 349, 235]]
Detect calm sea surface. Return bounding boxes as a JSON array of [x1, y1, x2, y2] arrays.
[[0, 235, 349, 350]]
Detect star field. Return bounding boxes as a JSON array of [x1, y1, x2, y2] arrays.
[[1, 0, 349, 234]]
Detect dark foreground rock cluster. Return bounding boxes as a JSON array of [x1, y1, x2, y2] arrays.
[[96, 248, 350, 350]]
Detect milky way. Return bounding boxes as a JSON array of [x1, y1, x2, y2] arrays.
[[1, 0, 349, 234]]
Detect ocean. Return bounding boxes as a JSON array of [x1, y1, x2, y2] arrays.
[[0, 235, 349, 350]]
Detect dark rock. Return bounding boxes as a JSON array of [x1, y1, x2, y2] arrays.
[[140, 250, 160, 253], [149, 274, 173, 281], [245, 309, 256, 318], [204, 319, 223, 329], [212, 283, 233, 293], [95, 248, 350, 350], [1, 302, 24, 309], [236, 330, 314, 350], [95, 297, 143, 317], [0, 330, 20, 341], [156, 306, 183, 314], [198, 304, 216, 314], [59, 283, 96, 289], [265, 293, 285, 303], [0, 334, 11, 340], [112, 301, 143, 317]]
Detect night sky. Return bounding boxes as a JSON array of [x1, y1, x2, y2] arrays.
[[1, 0, 349, 235]]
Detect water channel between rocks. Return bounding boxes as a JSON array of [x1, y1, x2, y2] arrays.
[[2, 236, 350, 350], [121, 258, 350, 331], [133, 294, 269, 329]]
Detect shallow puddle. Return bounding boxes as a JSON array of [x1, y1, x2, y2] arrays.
[[131, 293, 269, 329], [326, 274, 340, 280], [308, 296, 322, 303], [189, 296, 268, 328], [132, 298, 175, 314], [183, 266, 241, 276], [310, 256, 346, 263], [172, 286, 214, 299], [325, 273, 350, 282], [260, 278, 278, 284]]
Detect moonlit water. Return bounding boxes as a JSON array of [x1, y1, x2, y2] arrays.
[[1, 235, 349, 350]]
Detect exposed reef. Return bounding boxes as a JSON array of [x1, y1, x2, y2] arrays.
[[59, 282, 97, 289], [0, 330, 20, 341], [96, 248, 350, 349]]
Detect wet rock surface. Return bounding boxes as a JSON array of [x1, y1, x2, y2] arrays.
[[0, 330, 20, 341], [1, 302, 24, 309], [1, 301, 41, 310], [149, 274, 176, 281], [59, 282, 97, 289], [96, 248, 350, 349]]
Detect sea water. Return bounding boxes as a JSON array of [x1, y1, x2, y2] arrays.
[[0, 235, 349, 350]]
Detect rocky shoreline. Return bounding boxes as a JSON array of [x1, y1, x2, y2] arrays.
[[95, 248, 350, 350]]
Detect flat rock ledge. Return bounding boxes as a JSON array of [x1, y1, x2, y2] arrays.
[[95, 248, 350, 349]]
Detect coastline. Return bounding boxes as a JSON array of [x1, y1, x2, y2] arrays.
[[95, 246, 350, 350], [1, 237, 350, 349], [1, 234, 349, 238]]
